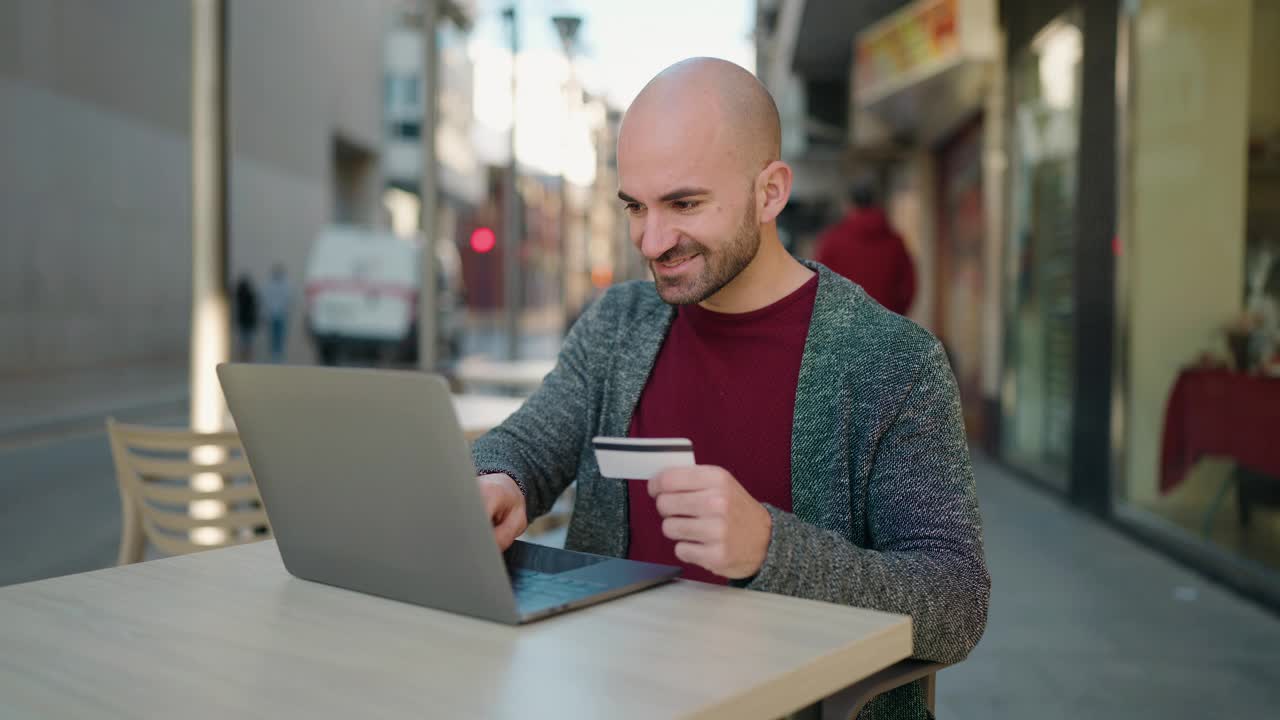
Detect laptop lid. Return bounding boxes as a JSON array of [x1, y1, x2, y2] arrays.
[[216, 363, 520, 623]]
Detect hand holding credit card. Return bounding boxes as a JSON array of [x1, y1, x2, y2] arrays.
[[592, 437, 695, 480]]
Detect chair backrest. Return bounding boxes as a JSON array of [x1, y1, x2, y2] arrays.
[[106, 418, 270, 564]]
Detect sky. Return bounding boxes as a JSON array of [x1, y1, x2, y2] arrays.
[[470, 0, 756, 108], [464, 0, 756, 179]]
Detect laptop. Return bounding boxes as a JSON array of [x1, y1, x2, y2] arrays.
[[216, 363, 681, 624]]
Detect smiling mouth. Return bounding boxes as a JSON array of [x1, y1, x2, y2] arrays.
[[657, 254, 698, 270]]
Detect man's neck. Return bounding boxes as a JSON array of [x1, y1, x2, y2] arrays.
[[698, 231, 815, 314]]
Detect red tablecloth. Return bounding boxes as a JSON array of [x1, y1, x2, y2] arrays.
[[1160, 369, 1280, 494]]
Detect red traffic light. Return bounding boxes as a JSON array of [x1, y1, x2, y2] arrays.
[[469, 226, 496, 254]]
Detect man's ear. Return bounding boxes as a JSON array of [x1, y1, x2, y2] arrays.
[[756, 160, 793, 225]]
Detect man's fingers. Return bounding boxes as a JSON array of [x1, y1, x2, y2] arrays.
[[648, 466, 721, 497], [662, 516, 723, 543], [660, 486, 721, 515], [475, 475, 527, 550], [673, 541, 718, 570], [479, 487, 506, 524], [494, 525, 517, 550], [494, 507, 526, 550]]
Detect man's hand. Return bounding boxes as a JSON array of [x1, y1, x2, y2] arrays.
[[477, 473, 527, 551], [649, 465, 773, 579]]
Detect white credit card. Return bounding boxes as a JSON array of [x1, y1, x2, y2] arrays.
[[592, 437, 695, 481]]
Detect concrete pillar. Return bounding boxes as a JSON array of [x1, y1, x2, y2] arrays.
[[419, 0, 440, 371], [190, 0, 230, 433]]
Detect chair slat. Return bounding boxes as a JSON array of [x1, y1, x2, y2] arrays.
[[142, 520, 268, 553], [124, 455, 252, 480], [143, 509, 270, 532], [144, 531, 205, 557], [108, 417, 273, 564], [111, 424, 242, 451], [143, 529, 261, 556], [133, 482, 263, 505]]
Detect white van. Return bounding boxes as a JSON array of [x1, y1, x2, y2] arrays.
[[304, 225, 461, 366]]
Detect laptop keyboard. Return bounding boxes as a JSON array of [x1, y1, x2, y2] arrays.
[[509, 568, 609, 606]]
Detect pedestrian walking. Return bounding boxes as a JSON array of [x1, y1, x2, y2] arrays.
[[233, 273, 260, 362], [813, 178, 917, 315], [262, 264, 292, 364]]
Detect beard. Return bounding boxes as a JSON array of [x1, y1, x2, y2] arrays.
[[651, 198, 761, 306]]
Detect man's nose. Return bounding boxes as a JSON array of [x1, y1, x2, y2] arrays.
[[637, 214, 678, 261]]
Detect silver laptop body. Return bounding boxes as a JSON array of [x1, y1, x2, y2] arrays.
[[216, 363, 680, 624]]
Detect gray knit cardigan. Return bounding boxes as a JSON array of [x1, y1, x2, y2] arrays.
[[472, 261, 990, 719]]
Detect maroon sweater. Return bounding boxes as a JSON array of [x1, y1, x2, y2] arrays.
[[626, 275, 818, 583]]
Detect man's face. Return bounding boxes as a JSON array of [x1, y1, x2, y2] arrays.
[[617, 117, 762, 306]]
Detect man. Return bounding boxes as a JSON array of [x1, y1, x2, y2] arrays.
[[233, 272, 260, 362], [262, 264, 291, 364], [814, 178, 917, 315], [472, 58, 988, 719]]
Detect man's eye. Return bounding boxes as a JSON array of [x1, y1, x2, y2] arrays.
[[624, 203, 644, 215], [672, 200, 698, 211]]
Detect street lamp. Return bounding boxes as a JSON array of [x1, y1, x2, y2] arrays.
[[502, 5, 522, 360], [550, 14, 582, 332], [551, 15, 582, 55], [405, 1, 472, 371]]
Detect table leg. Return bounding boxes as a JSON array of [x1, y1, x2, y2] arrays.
[[1201, 471, 1236, 539], [817, 660, 942, 719]]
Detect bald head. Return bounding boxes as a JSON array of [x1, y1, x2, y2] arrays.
[[615, 58, 796, 308], [621, 57, 781, 174]]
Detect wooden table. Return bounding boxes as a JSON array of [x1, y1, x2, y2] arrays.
[[0, 541, 912, 719], [454, 356, 557, 395], [1160, 368, 1280, 494], [452, 393, 524, 441], [1160, 368, 1280, 534]]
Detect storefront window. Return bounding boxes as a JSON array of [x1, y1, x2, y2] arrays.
[[1117, 0, 1280, 587], [1001, 11, 1083, 488], [937, 120, 987, 440]]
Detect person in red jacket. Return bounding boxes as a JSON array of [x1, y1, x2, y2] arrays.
[[813, 181, 917, 315]]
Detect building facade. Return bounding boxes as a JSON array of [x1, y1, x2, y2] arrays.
[[761, 0, 1280, 608], [0, 0, 392, 374]]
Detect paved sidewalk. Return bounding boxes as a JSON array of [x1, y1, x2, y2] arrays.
[[940, 456, 1280, 718], [0, 363, 187, 443], [0, 314, 565, 444]]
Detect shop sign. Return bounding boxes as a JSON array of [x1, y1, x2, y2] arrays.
[[855, 0, 962, 105]]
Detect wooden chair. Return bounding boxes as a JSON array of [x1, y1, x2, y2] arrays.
[[106, 418, 270, 564]]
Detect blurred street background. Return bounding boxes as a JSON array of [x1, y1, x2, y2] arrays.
[[3, 0, 1280, 716]]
